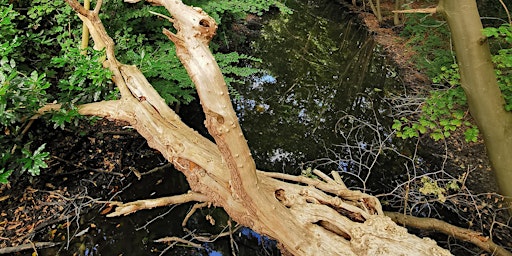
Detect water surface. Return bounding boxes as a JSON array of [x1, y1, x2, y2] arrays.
[[41, 0, 407, 255]]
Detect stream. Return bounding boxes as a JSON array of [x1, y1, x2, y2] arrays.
[[41, 0, 416, 255]]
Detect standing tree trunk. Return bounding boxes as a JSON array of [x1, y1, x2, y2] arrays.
[[62, 0, 452, 254], [394, 0, 404, 25], [438, 0, 512, 208]]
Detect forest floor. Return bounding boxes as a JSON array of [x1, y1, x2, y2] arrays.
[[1, 1, 511, 255], [0, 119, 167, 253]]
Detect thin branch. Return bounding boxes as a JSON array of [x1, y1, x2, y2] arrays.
[[393, 8, 437, 14], [154, 237, 202, 248], [107, 191, 209, 217], [0, 242, 61, 254], [385, 211, 512, 256], [182, 202, 209, 227], [149, 10, 174, 22], [93, 0, 103, 14], [497, 0, 511, 25]]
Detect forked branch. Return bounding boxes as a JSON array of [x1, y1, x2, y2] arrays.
[[61, 0, 452, 255]]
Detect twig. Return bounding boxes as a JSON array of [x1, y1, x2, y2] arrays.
[[182, 202, 209, 227], [51, 156, 124, 177], [136, 205, 177, 231], [129, 162, 172, 180], [498, 0, 511, 25], [149, 10, 174, 23], [0, 242, 61, 254], [228, 220, 238, 256], [154, 237, 202, 248]]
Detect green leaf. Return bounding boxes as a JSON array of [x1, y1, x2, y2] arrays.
[[392, 120, 402, 131], [431, 132, 444, 141], [464, 127, 479, 143], [0, 168, 12, 184]]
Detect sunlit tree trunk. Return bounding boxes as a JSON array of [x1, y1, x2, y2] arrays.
[[438, 0, 512, 210]]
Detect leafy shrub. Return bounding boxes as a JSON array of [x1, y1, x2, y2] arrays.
[[483, 24, 512, 111], [400, 13, 453, 79], [0, 0, 289, 183], [393, 18, 512, 143]]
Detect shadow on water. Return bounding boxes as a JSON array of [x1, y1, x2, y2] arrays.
[[235, 0, 408, 190], [41, 0, 414, 255]]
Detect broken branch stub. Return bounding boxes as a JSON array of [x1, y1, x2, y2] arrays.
[[63, 0, 452, 254]]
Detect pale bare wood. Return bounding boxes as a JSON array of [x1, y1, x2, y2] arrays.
[[386, 212, 512, 256], [182, 202, 210, 227], [60, 0, 453, 254], [107, 192, 209, 217], [392, 7, 437, 14]]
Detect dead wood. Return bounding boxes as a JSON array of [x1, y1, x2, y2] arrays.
[[0, 242, 60, 254], [107, 192, 209, 217], [61, 0, 452, 254], [386, 211, 512, 256]]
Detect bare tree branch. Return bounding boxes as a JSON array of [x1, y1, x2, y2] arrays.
[[385, 212, 512, 256]]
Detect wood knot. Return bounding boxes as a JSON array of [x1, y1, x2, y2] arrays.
[[199, 19, 210, 28]]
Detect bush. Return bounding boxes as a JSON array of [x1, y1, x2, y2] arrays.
[[0, 0, 289, 183]]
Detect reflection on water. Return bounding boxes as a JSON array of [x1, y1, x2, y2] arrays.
[[236, 0, 402, 183], [40, 0, 411, 255]]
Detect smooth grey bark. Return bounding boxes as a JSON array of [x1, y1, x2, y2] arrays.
[[438, 0, 512, 209]]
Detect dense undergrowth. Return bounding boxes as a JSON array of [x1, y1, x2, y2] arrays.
[[392, 12, 512, 143], [0, 0, 290, 183]]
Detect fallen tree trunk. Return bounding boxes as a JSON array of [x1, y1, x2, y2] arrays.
[[63, 0, 451, 255]]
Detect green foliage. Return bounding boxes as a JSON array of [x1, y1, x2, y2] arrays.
[[0, 143, 50, 183], [0, 0, 54, 182], [215, 52, 262, 99], [392, 85, 478, 142], [419, 176, 447, 202], [0, 4, 19, 43], [418, 176, 461, 203], [432, 64, 460, 86], [401, 13, 453, 78], [394, 19, 512, 144], [0, 169, 12, 184], [1, 59, 51, 127], [300, 167, 318, 179], [184, 0, 291, 24], [483, 24, 512, 111], [1, 0, 289, 183], [51, 42, 115, 104], [0, 152, 13, 184], [99, 0, 275, 104], [19, 143, 49, 176], [127, 42, 195, 104]]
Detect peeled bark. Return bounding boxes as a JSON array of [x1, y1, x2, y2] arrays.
[[64, 0, 451, 254], [438, 0, 512, 208]]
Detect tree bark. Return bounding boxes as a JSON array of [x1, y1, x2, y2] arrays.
[[63, 0, 452, 254], [438, 0, 512, 209]]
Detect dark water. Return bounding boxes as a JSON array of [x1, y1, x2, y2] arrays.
[[235, 0, 405, 191], [41, 0, 407, 255]]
